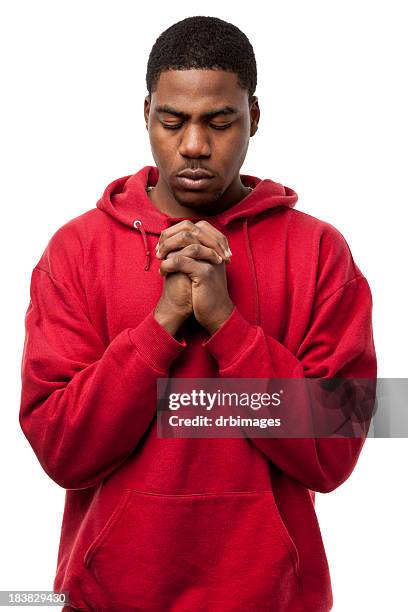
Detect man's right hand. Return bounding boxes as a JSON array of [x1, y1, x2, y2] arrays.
[[153, 265, 193, 337]]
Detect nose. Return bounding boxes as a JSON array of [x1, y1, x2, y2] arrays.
[[178, 123, 211, 159]]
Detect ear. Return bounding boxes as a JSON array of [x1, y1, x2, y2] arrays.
[[249, 95, 260, 137], [144, 96, 151, 131]]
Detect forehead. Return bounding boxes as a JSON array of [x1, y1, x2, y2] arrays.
[[152, 69, 248, 111]]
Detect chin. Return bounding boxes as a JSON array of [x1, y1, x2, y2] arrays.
[[172, 186, 223, 208]]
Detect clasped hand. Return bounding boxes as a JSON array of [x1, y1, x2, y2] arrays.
[[154, 220, 234, 336]]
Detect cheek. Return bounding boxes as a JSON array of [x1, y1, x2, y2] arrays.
[[215, 130, 249, 165], [149, 130, 175, 161]]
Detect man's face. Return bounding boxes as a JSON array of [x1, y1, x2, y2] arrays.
[[144, 69, 259, 207]]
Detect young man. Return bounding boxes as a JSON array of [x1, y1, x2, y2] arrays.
[[19, 16, 376, 612]]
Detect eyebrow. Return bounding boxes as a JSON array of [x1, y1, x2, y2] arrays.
[[155, 104, 239, 120]]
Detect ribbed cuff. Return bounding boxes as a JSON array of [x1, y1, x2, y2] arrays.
[[128, 310, 187, 373], [201, 306, 258, 370]]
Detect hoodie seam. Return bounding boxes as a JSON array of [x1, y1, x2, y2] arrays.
[[313, 274, 364, 312], [80, 233, 93, 323], [34, 265, 82, 297], [32, 266, 105, 345]]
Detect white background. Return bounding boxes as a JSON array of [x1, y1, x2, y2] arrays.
[[1, 1, 407, 610]]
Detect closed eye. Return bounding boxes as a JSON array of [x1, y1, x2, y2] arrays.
[[210, 123, 232, 130], [161, 123, 182, 130], [160, 122, 233, 130]]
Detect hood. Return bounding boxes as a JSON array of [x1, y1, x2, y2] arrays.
[[96, 165, 298, 288]]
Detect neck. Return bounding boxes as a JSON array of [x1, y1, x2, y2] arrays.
[[146, 175, 252, 218]]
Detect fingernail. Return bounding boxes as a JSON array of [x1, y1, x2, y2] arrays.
[[227, 248, 232, 257], [217, 255, 223, 263]]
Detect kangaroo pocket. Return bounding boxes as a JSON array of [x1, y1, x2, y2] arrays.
[[83, 489, 301, 611]]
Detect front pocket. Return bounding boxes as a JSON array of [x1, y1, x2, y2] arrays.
[[83, 489, 301, 610]]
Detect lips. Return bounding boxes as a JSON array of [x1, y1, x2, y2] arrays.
[[176, 168, 215, 190], [177, 169, 215, 180]]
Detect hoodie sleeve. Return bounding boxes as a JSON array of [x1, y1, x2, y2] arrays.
[[19, 263, 186, 491], [202, 225, 377, 494]]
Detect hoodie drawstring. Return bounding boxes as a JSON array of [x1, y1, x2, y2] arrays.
[[133, 219, 151, 271], [243, 218, 260, 325]]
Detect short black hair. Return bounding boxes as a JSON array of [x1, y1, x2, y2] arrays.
[[146, 16, 257, 100]]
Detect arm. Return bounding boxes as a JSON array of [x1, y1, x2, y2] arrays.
[[202, 274, 376, 493], [19, 266, 186, 491]]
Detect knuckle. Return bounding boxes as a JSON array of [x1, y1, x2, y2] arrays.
[[181, 221, 195, 234], [190, 243, 201, 256], [181, 230, 194, 242], [201, 263, 213, 277], [195, 220, 209, 228]]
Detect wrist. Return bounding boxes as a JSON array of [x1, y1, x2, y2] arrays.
[[204, 303, 235, 336], [154, 304, 189, 338]]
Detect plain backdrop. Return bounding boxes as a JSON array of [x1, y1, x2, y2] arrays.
[[1, 1, 407, 610]]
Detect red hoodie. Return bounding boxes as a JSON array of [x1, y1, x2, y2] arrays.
[[19, 165, 376, 612]]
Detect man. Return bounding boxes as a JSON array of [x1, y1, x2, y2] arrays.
[[19, 15, 376, 612]]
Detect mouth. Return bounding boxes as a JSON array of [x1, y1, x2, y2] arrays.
[[176, 176, 214, 190], [176, 169, 215, 191]]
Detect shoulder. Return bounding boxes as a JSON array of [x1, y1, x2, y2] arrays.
[[46, 208, 106, 246], [35, 209, 105, 267], [285, 208, 357, 268], [288, 208, 351, 245], [32, 209, 108, 303], [283, 208, 366, 303]]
